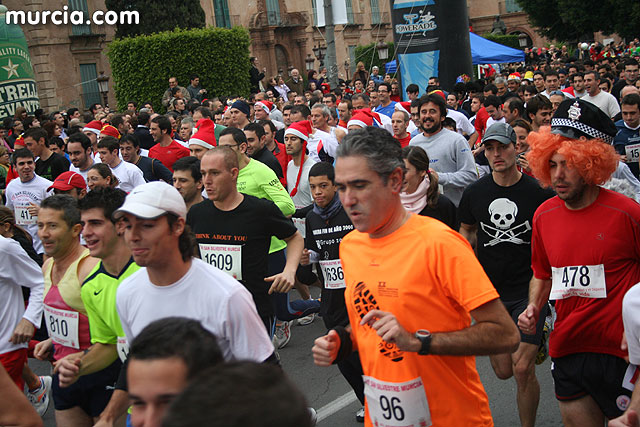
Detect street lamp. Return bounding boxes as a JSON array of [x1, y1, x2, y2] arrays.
[[518, 33, 529, 48], [312, 44, 326, 67], [96, 71, 109, 108], [376, 40, 389, 61], [344, 60, 350, 80], [305, 54, 315, 71]]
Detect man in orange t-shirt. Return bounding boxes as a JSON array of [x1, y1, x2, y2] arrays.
[[312, 127, 520, 427]]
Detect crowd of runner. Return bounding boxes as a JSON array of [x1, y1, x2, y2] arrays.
[[1, 48, 640, 427]]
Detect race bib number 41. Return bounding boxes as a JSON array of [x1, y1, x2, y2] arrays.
[[199, 244, 242, 280], [363, 376, 431, 427], [44, 305, 80, 349], [15, 205, 35, 225], [550, 264, 606, 300]]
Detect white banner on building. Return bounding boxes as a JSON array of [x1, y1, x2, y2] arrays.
[[316, 0, 348, 27]]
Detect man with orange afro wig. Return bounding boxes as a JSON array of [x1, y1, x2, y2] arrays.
[[518, 99, 640, 426]]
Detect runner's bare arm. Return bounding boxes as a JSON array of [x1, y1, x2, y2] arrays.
[[0, 365, 42, 427], [266, 230, 304, 294], [362, 300, 519, 356], [458, 222, 478, 250], [55, 343, 118, 387], [518, 277, 551, 334]]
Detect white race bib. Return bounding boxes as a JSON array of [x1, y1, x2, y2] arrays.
[[117, 336, 129, 362], [319, 259, 346, 289], [44, 305, 80, 349], [363, 376, 431, 427], [15, 205, 36, 225], [550, 264, 607, 300], [199, 244, 242, 280], [626, 143, 640, 163]]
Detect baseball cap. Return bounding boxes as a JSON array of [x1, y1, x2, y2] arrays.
[[113, 181, 187, 220], [482, 122, 516, 145], [551, 99, 617, 144], [47, 171, 86, 192]]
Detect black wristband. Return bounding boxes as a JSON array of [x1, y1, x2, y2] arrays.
[[331, 326, 353, 364]]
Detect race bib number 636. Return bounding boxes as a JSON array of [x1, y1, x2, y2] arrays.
[[550, 264, 606, 300]]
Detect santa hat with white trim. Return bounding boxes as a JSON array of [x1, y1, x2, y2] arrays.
[[284, 120, 311, 141], [189, 118, 216, 149], [255, 100, 275, 115], [347, 109, 384, 129], [83, 120, 103, 136], [394, 102, 412, 115]]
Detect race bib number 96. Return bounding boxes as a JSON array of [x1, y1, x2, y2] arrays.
[[363, 376, 431, 427], [199, 244, 242, 280], [550, 264, 606, 300]]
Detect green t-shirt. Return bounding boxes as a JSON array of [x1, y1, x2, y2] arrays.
[[237, 158, 295, 253], [81, 258, 140, 358]]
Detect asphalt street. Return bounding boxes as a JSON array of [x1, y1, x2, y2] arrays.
[[33, 294, 562, 426]]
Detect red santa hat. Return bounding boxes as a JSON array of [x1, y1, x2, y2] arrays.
[[284, 121, 312, 197], [255, 100, 275, 115], [284, 120, 311, 142], [189, 119, 216, 149], [347, 109, 383, 129], [100, 124, 120, 139], [83, 120, 103, 136], [394, 102, 412, 115]]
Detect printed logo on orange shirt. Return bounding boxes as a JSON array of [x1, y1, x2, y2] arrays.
[[354, 281, 404, 362]]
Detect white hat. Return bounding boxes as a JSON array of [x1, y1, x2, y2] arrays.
[[113, 181, 187, 220]]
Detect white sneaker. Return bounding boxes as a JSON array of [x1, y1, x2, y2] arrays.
[[296, 312, 316, 326], [273, 321, 291, 349], [308, 407, 318, 426], [356, 407, 365, 422], [26, 375, 51, 417]]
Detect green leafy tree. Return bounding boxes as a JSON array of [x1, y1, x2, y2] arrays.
[[516, 0, 640, 42], [355, 42, 395, 75], [105, 0, 205, 38]]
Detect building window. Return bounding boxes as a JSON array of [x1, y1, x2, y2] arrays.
[[68, 0, 91, 35], [266, 0, 282, 25], [505, 0, 523, 13], [79, 64, 101, 109], [213, 0, 231, 28], [312, 0, 317, 26], [370, 0, 380, 24], [346, 0, 354, 24]]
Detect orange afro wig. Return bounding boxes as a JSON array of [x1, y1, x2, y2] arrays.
[[526, 126, 619, 187]]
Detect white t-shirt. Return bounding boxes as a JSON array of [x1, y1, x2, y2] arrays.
[[307, 129, 332, 162], [110, 160, 146, 193], [485, 116, 506, 129], [0, 235, 44, 355], [116, 258, 274, 362], [287, 157, 317, 237], [447, 109, 475, 136], [582, 91, 621, 118], [4, 174, 53, 254], [623, 283, 640, 365]]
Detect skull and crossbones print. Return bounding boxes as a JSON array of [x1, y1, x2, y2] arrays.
[[479, 198, 531, 247]]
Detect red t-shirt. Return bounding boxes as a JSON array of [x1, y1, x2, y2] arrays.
[[474, 107, 490, 141], [148, 140, 190, 172], [394, 134, 412, 148], [531, 189, 640, 359], [271, 142, 291, 187]]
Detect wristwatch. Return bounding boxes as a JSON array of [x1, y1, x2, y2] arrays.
[[415, 329, 432, 355]]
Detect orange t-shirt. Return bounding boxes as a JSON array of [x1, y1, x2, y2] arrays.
[[340, 214, 498, 427]]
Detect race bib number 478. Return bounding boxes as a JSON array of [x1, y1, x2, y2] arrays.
[[550, 264, 606, 300]]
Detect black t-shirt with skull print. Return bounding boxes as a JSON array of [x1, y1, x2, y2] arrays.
[[459, 173, 555, 300]]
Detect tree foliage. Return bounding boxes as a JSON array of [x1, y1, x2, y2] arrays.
[[515, 0, 640, 42], [482, 34, 521, 50], [355, 42, 395, 74], [107, 27, 251, 112], [105, 0, 206, 38]]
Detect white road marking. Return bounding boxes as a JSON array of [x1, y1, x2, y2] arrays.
[[316, 391, 359, 422]]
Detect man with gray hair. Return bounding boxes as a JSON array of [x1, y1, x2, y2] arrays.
[[494, 76, 508, 99], [179, 117, 195, 142], [312, 126, 520, 426], [309, 103, 344, 162]]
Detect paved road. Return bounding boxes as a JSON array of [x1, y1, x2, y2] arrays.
[[33, 293, 562, 426]]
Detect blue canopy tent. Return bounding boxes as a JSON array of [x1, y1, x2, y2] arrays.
[[469, 32, 524, 64], [384, 32, 524, 72]]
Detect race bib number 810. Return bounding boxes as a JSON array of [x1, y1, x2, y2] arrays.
[[550, 264, 606, 300], [43, 305, 80, 349]]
